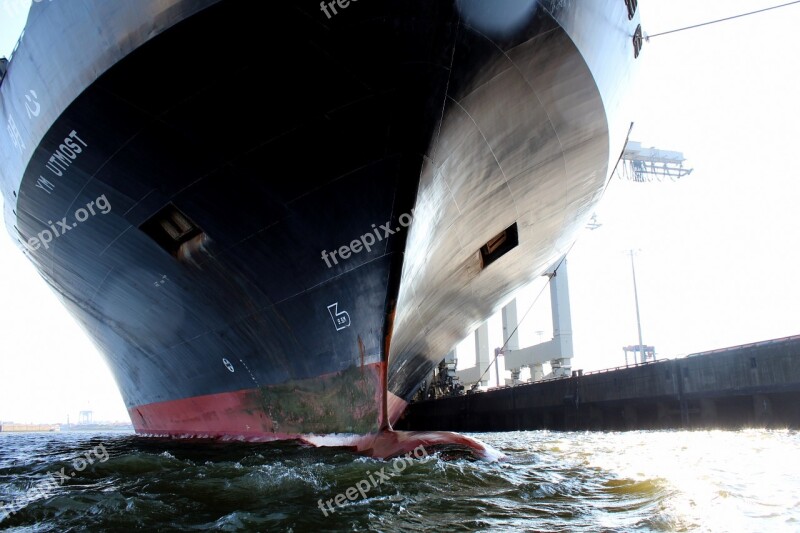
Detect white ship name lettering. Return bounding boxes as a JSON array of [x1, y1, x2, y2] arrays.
[[45, 130, 87, 178]]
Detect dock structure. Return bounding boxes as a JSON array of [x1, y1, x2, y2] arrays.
[[0, 423, 59, 433], [397, 335, 800, 432]]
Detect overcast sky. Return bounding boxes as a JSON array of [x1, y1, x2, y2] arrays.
[[1, 0, 799, 423]]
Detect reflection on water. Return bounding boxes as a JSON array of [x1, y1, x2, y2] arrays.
[[1, 429, 797, 531]]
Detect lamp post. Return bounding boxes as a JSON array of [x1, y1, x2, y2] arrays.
[[629, 249, 645, 364]]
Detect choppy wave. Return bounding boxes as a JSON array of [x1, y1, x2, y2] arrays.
[[1, 429, 798, 531]]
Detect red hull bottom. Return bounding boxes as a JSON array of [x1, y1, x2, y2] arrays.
[[129, 372, 502, 460]]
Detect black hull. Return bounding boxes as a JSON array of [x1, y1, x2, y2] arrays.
[[1, 0, 639, 450]]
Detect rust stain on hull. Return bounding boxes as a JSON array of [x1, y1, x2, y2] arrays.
[[255, 364, 381, 435]]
